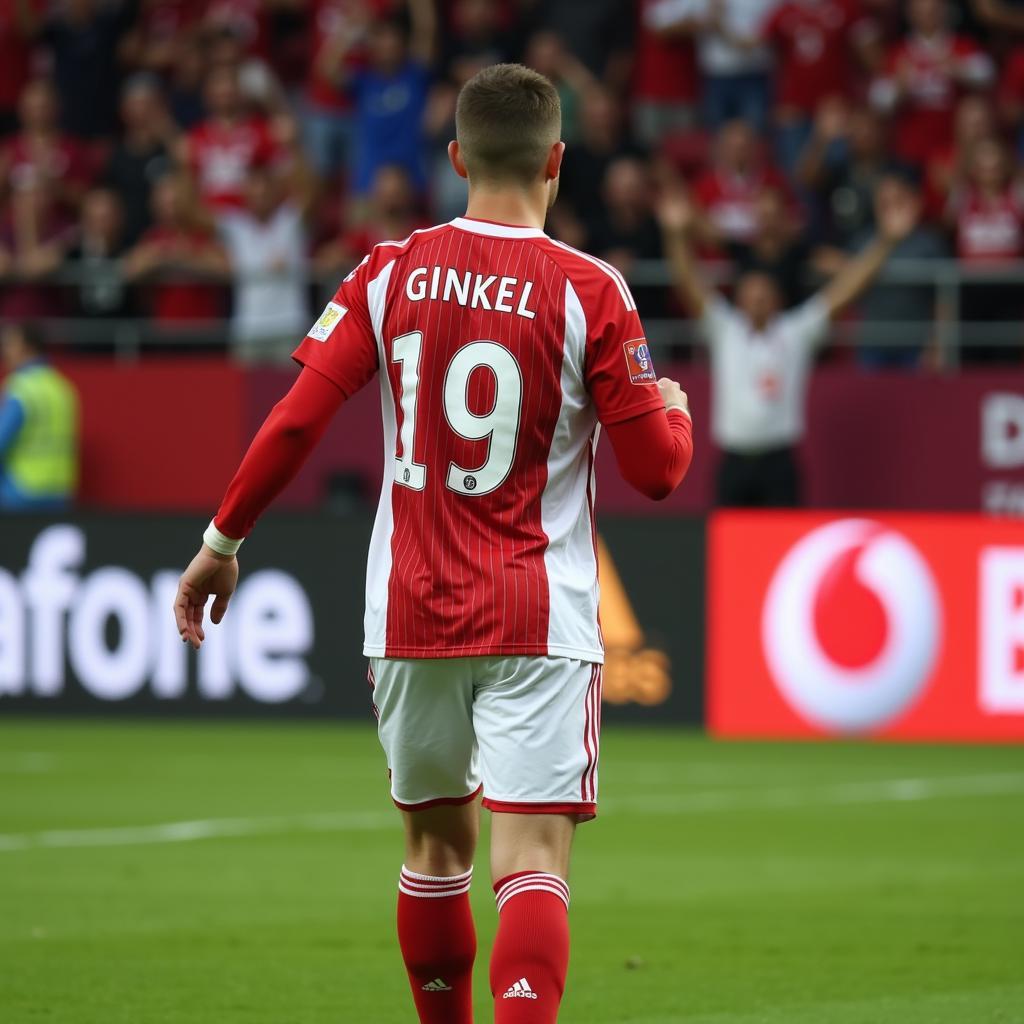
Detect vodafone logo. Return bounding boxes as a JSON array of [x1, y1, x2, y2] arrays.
[[761, 519, 942, 732]]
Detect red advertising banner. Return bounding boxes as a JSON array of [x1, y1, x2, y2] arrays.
[[708, 511, 1024, 741], [26, 360, 1024, 515]]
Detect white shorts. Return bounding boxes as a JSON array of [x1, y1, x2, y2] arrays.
[[368, 656, 603, 821]]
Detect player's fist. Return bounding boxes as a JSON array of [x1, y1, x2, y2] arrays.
[[658, 377, 689, 416]]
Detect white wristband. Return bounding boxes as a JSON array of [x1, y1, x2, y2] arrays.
[[203, 519, 243, 556]]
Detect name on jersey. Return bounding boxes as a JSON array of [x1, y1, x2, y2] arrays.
[[405, 266, 537, 320]]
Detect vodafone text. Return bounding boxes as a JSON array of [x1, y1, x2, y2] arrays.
[[405, 266, 537, 319], [0, 525, 313, 703]]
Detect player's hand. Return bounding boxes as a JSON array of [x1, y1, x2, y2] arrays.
[[173, 545, 239, 650], [658, 377, 689, 416]]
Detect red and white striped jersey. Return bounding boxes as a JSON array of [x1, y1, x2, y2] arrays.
[[293, 217, 664, 661]]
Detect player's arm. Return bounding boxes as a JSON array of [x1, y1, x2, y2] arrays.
[[657, 192, 712, 318], [818, 190, 919, 320], [581, 265, 694, 502], [173, 265, 380, 649], [173, 367, 346, 649], [605, 381, 693, 501]]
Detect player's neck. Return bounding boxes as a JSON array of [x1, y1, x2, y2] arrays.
[[463, 186, 548, 231]]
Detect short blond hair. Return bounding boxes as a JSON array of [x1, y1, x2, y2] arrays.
[[456, 63, 562, 186]]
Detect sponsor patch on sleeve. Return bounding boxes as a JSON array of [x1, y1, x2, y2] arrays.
[[307, 301, 347, 342], [623, 338, 657, 385]]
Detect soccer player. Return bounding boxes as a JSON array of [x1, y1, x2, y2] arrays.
[[172, 63, 693, 1023]]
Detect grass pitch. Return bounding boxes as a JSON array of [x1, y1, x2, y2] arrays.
[[1, 721, 1022, 1024]]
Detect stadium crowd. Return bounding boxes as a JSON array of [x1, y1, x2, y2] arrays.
[[0, 0, 1023, 365]]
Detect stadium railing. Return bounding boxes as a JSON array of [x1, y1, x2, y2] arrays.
[[3, 259, 1022, 366]]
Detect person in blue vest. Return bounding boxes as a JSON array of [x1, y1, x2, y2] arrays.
[[0, 323, 79, 511]]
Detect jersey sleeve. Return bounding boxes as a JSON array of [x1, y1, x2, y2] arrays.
[[292, 256, 379, 399], [581, 272, 665, 427]]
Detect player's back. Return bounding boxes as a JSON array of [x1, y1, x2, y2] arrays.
[[295, 217, 663, 662]]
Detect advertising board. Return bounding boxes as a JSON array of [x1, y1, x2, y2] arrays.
[[708, 512, 1024, 740], [0, 515, 704, 722]]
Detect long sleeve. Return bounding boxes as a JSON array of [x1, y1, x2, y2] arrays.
[[213, 366, 346, 540], [604, 407, 693, 501]]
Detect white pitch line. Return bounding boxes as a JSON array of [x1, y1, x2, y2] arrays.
[[605, 772, 1024, 815], [0, 810, 395, 853], [0, 773, 1021, 854]]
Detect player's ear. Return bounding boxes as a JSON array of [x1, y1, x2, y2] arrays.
[[544, 141, 565, 183], [448, 140, 469, 180]]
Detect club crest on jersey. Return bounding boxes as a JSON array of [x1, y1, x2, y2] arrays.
[[307, 301, 347, 342], [623, 339, 656, 385]]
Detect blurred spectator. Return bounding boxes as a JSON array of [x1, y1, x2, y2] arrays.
[[799, 100, 888, 248], [218, 161, 313, 363], [123, 171, 228, 336], [658, 185, 918, 507], [103, 75, 177, 245], [730, 186, 810, 305], [204, 23, 286, 114], [181, 62, 280, 211], [0, 79, 93, 209], [441, 0, 512, 85], [167, 28, 207, 130], [666, 0, 780, 133], [317, 0, 437, 196], [314, 163, 426, 278], [65, 187, 133, 323], [522, 31, 596, 144], [200, 0, 268, 58], [42, 0, 131, 141], [761, 0, 878, 171], [870, 0, 994, 168], [302, 0, 397, 179], [925, 94, 997, 215], [850, 169, 949, 369], [946, 136, 1024, 362], [119, 0, 201, 76], [558, 87, 645, 230], [692, 119, 794, 248], [998, 42, 1024, 156], [0, 0, 42, 138], [630, 0, 699, 145], [533, 0, 634, 83], [0, 322, 78, 510], [0, 176, 75, 319], [588, 156, 664, 317]]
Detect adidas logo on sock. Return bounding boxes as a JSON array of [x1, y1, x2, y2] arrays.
[[502, 977, 538, 1000], [421, 978, 452, 992]]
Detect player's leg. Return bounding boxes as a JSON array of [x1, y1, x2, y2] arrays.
[[371, 657, 481, 1024], [488, 812, 575, 1022], [473, 657, 602, 1022]]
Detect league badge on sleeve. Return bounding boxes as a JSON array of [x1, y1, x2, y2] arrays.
[[307, 301, 348, 342], [623, 339, 657, 385]]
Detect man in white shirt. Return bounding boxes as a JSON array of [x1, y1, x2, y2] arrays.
[[658, 188, 918, 506], [219, 164, 311, 364]]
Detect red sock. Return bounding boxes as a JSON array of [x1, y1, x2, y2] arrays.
[[397, 866, 476, 1024], [490, 872, 570, 1023]]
